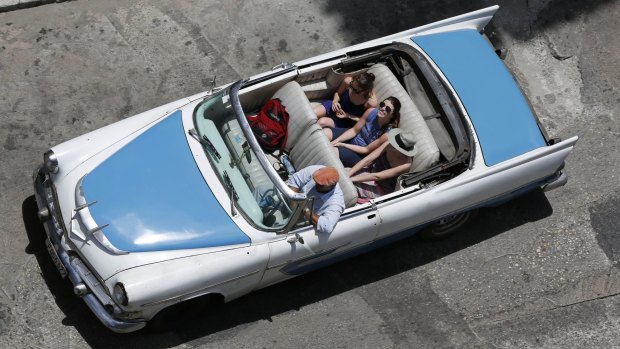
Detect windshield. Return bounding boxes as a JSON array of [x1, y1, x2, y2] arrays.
[[192, 86, 299, 231]]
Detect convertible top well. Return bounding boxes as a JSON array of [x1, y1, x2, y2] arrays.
[[414, 29, 547, 166]]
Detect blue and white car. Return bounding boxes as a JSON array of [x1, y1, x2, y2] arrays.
[[33, 6, 577, 333]]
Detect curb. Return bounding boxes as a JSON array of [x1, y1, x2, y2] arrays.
[[0, 0, 69, 13]]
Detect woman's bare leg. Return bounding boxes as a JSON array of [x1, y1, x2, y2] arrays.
[[314, 104, 327, 119]]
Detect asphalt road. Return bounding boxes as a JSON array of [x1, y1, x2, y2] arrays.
[[1, 0, 619, 348]]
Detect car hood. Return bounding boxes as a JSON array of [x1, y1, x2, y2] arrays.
[[413, 29, 547, 166], [80, 110, 250, 253]]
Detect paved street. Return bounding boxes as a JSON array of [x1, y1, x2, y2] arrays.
[[1, 0, 619, 348]]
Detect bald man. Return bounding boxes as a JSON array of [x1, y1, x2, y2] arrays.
[[286, 165, 345, 234]]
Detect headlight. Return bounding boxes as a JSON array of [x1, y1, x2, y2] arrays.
[[113, 283, 128, 306], [44, 150, 59, 174]]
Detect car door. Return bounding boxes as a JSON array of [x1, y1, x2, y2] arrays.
[[258, 202, 380, 288]]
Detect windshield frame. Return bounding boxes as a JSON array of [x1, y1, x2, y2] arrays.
[[191, 80, 306, 234], [229, 80, 307, 202]]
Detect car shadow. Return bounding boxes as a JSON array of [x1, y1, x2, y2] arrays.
[[318, 0, 614, 43], [23, 189, 552, 347], [22, 196, 109, 335]]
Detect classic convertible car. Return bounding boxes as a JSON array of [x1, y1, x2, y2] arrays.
[[33, 5, 577, 332]]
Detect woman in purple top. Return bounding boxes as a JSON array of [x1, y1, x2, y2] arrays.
[[315, 72, 378, 129], [331, 97, 401, 167]]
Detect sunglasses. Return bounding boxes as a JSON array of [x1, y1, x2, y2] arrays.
[[349, 82, 366, 94], [379, 102, 392, 113]]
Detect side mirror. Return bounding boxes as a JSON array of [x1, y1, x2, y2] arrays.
[[286, 233, 304, 244]]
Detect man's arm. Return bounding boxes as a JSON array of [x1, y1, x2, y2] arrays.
[[315, 206, 343, 234], [286, 165, 320, 190], [304, 208, 320, 226]]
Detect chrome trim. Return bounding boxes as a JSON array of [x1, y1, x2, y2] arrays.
[[91, 227, 129, 255], [266, 240, 353, 270], [74, 175, 129, 255], [496, 47, 507, 60], [541, 170, 568, 192], [74, 201, 97, 212], [73, 283, 88, 296], [70, 255, 118, 309], [86, 223, 109, 235], [82, 293, 146, 333], [272, 61, 294, 70], [229, 80, 306, 202], [37, 207, 50, 221], [113, 283, 128, 306], [33, 166, 146, 333], [44, 150, 59, 174], [141, 268, 263, 307]]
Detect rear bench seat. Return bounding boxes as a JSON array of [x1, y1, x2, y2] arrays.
[[273, 82, 358, 207], [367, 64, 440, 173]]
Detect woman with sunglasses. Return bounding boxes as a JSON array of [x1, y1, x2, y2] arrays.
[[315, 72, 377, 129], [330, 97, 401, 167]]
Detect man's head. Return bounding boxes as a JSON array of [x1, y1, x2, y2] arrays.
[[312, 166, 339, 193]]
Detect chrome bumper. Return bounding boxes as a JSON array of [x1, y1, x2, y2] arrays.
[[541, 170, 568, 192], [32, 166, 146, 333]]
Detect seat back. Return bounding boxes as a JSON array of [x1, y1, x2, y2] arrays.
[[273, 81, 358, 207], [367, 64, 440, 172]]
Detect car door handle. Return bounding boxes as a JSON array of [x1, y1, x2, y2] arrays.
[[367, 214, 376, 219], [287, 233, 305, 244]]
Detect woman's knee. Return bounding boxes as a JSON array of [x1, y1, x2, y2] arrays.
[[314, 105, 326, 119], [318, 117, 334, 128]]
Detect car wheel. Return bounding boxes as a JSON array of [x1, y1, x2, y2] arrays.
[[417, 209, 478, 240]]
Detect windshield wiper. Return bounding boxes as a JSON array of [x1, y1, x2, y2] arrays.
[[222, 171, 238, 215], [188, 128, 221, 159]]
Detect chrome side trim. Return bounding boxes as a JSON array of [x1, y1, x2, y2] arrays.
[[141, 268, 263, 307]]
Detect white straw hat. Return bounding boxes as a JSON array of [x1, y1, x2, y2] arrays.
[[387, 128, 416, 157]]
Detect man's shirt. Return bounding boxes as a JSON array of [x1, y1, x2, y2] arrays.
[[286, 165, 345, 234]]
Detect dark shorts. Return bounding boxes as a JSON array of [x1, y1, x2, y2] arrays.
[[332, 128, 364, 167], [322, 100, 358, 128]]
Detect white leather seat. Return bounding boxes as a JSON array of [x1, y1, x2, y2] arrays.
[[367, 64, 440, 173], [273, 81, 358, 207]]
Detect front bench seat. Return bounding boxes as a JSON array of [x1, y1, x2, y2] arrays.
[[273, 81, 358, 207]]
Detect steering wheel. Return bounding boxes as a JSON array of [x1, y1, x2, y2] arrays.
[[263, 185, 293, 223], [272, 185, 293, 216]]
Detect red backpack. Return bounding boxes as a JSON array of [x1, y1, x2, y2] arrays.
[[248, 98, 290, 153]]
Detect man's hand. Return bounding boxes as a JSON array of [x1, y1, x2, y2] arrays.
[[304, 208, 319, 226]]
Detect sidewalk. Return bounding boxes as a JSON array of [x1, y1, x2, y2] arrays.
[[0, 0, 66, 13]]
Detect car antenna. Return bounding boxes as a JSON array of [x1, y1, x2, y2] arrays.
[[208, 76, 216, 94]]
